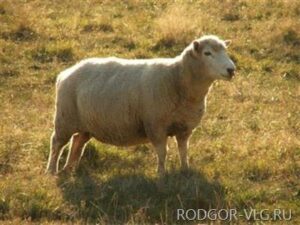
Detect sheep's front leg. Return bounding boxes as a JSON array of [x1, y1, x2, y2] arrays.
[[153, 141, 168, 176], [145, 124, 168, 177], [176, 134, 191, 170]]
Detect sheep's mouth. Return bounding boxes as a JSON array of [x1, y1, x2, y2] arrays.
[[221, 74, 234, 81], [224, 71, 236, 80]]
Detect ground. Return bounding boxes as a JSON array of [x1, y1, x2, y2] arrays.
[[0, 0, 299, 224]]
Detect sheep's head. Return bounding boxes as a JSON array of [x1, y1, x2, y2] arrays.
[[189, 35, 236, 81]]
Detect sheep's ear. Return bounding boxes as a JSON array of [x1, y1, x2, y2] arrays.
[[193, 41, 201, 53], [224, 40, 232, 47]]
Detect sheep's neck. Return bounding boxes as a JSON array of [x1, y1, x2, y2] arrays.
[[181, 70, 214, 104]]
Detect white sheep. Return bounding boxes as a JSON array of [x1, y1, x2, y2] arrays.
[[46, 35, 236, 176]]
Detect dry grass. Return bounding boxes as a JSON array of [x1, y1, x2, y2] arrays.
[[0, 0, 299, 224], [154, 4, 198, 49]]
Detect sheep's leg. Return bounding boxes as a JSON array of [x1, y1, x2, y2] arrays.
[[144, 124, 168, 176], [62, 132, 90, 172], [176, 134, 191, 170], [46, 132, 70, 174], [154, 141, 168, 176], [149, 133, 168, 176]]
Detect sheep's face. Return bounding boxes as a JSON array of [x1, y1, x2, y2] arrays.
[[192, 36, 236, 81]]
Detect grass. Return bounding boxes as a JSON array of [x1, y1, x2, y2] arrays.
[[0, 0, 299, 224]]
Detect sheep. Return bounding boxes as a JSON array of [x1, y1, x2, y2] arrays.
[[46, 35, 236, 176]]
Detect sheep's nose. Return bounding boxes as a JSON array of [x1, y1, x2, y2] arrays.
[[227, 68, 235, 77]]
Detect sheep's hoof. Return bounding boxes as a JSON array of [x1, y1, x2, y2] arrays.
[[59, 166, 73, 175], [156, 171, 168, 192], [180, 166, 190, 173], [45, 168, 57, 175], [156, 178, 166, 192]]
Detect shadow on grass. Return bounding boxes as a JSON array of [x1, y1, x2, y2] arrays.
[[57, 146, 226, 224]]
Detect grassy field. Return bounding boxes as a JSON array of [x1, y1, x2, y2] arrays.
[[0, 0, 299, 224]]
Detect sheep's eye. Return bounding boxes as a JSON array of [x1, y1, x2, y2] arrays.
[[204, 51, 212, 56]]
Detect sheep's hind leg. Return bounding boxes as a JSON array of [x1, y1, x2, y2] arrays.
[[46, 132, 70, 174], [62, 132, 90, 172]]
